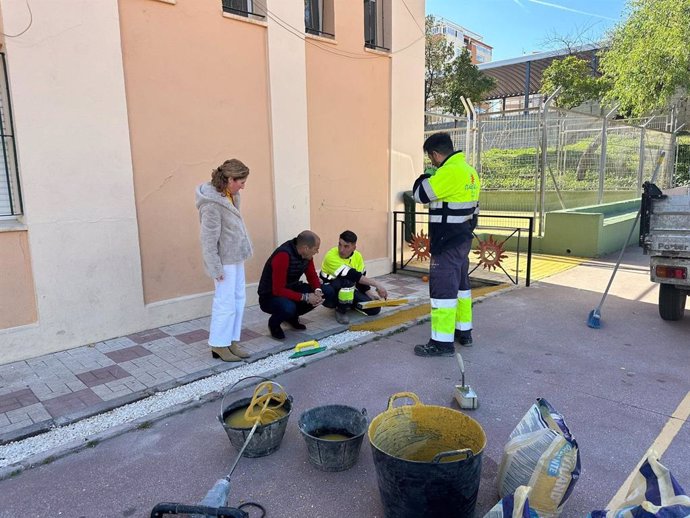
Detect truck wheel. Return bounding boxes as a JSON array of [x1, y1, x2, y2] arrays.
[[659, 284, 687, 321]]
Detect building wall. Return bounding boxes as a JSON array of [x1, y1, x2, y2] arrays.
[[390, 0, 425, 215], [0, 0, 144, 363], [305, 0, 391, 263], [0, 0, 425, 364], [0, 230, 36, 328], [117, 0, 276, 303]]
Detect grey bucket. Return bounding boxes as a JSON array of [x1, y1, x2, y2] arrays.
[[298, 404, 368, 472], [218, 395, 293, 458]]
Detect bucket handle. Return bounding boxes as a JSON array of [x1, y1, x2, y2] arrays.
[[432, 448, 474, 463], [218, 375, 285, 424], [386, 392, 422, 410]]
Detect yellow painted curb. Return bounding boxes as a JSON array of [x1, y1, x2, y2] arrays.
[[350, 283, 509, 332]]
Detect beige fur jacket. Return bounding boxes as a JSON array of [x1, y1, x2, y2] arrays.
[[195, 182, 253, 279]]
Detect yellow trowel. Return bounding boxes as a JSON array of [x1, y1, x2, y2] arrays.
[[356, 297, 419, 310]]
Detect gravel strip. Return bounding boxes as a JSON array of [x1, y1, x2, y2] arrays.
[[0, 331, 372, 470]]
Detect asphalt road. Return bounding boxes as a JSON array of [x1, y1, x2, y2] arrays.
[[0, 249, 688, 518]]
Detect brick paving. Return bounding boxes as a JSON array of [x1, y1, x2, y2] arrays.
[[0, 273, 435, 444]]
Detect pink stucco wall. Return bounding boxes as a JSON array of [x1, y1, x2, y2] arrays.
[[118, 0, 276, 303]]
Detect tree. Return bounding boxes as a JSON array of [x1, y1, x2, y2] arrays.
[[540, 55, 609, 109], [424, 15, 453, 111], [441, 49, 496, 117], [599, 0, 690, 117]]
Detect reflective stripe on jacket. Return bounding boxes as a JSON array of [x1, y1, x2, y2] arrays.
[[319, 247, 365, 282], [413, 151, 480, 255]]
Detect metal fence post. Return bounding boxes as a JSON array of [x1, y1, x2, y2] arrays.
[[637, 126, 646, 192], [598, 116, 607, 204], [460, 96, 472, 161], [539, 87, 561, 236]]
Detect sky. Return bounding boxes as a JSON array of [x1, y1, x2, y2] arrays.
[[425, 0, 629, 62]]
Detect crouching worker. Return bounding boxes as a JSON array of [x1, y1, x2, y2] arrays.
[[320, 230, 388, 325], [258, 230, 324, 340]]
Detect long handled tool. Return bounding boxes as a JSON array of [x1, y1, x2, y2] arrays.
[[453, 353, 478, 409], [587, 150, 666, 329], [150, 378, 286, 517], [356, 297, 420, 310]]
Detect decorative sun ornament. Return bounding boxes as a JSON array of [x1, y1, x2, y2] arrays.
[[408, 230, 431, 262], [473, 235, 508, 271]]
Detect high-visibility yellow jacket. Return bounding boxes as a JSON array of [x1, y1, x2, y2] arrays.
[[319, 247, 366, 282], [413, 151, 480, 254]]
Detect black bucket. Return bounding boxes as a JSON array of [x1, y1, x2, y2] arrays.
[[368, 392, 486, 518], [298, 405, 368, 472], [219, 395, 293, 458]]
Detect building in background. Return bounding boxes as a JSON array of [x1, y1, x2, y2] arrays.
[[430, 16, 492, 64], [0, 0, 425, 364]]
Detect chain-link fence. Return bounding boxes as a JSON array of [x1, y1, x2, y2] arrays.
[[425, 106, 677, 236]]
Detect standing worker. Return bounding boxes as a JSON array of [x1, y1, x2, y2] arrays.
[[196, 159, 254, 362], [412, 132, 480, 356], [319, 230, 389, 324]]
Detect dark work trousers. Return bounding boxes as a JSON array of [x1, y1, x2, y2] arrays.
[[321, 278, 381, 316], [429, 238, 472, 344], [259, 282, 316, 328]]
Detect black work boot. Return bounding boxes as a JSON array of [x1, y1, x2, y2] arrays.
[[268, 317, 285, 340], [414, 340, 454, 357], [455, 330, 473, 347], [287, 317, 306, 330]]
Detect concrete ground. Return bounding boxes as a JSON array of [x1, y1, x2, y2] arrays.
[[0, 248, 688, 518]]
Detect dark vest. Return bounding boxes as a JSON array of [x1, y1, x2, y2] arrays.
[[257, 239, 310, 298]]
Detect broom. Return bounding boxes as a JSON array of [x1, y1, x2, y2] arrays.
[[587, 150, 665, 328]]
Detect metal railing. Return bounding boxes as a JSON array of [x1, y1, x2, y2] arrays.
[[392, 211, 534, 287], [0, 53, 22, 217], [425, 102, 678, 236]]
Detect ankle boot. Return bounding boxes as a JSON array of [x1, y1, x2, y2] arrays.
[[211, 347, 242, 362], [229, 342, 250, 359]]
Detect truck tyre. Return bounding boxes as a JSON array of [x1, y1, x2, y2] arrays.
[[659, 283, 687, 321]]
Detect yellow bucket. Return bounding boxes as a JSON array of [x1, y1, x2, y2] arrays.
[[368, 392, 486, 517]]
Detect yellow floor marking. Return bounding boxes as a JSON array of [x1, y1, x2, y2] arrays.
[[349, 283, 509, 332], [402, 253, 585, 283], [606, 390, 690, 510]]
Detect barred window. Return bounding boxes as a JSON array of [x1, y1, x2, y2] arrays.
[[305, 0, 334, 38], [0, 54, 21, 218], [363, 0, 390, 51], [221, 0, 264, 19]]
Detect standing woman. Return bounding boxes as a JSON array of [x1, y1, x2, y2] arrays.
[[196, 159, 253, 361]]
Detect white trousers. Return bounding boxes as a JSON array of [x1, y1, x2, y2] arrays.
[[208, 263, 246, 347]]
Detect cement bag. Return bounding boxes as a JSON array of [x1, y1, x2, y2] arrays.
[[483, 486, 542, 518], [497, 398, 580, 518], [588, 454, 690, 518]]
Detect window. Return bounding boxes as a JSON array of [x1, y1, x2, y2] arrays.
[[364, 0, 391, 51], [305, 0, 334, 38], [0, 54, 21, 218], [221, 0, 265, 19]]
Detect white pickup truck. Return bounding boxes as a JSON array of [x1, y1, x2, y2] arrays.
[[640, 183, 690, 320]]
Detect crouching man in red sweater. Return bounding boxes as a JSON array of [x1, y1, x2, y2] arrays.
[[257, 230, 324, 340]]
